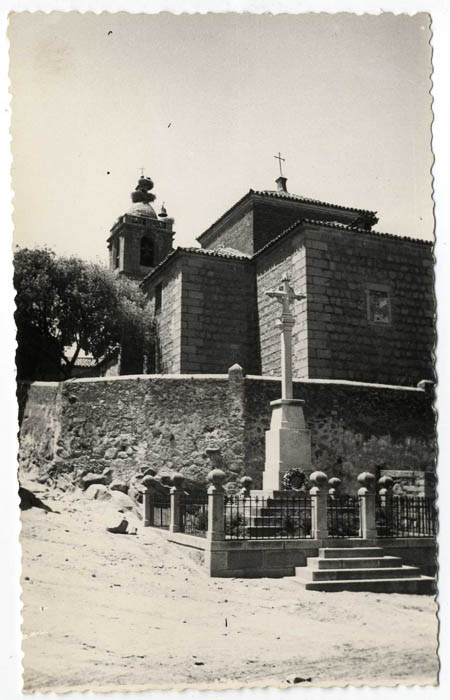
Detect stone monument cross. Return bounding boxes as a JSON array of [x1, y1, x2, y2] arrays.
[[266, 275, 305, 400]]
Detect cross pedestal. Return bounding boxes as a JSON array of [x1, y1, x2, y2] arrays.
[[261, 276, 312, 491], [263, 398, 312, 490]]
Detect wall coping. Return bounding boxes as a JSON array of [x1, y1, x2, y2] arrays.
[[30, 374, 426, 392], [162, 532, 435, 552], [245, 375, 426, 393], [31, 373, 230, 387]]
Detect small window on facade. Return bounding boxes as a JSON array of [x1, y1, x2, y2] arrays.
[[155, 283, 162, 314], [140, 237, 154, 267], [366, 286, 391, 324], [114, 240, 120, 269]]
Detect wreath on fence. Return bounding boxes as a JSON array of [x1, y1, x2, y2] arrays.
[[282, 469, 306, 491]]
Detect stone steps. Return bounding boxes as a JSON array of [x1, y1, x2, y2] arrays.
[[319, 546, 384, 558], [295, 565, 420, 582], [309, 555, 403, 570], [295, 576, 436, 594], [294, 546, 436, 594]]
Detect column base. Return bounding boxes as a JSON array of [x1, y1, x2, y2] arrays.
[[262, 399, 312, 491]]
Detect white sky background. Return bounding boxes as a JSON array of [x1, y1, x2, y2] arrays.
[[9, 11, 433, 264]]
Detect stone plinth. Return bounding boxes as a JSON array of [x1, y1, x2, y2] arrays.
[[262, 398, 312, 491]]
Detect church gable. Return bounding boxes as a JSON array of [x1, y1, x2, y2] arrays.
[[197, 177, 378, 257]]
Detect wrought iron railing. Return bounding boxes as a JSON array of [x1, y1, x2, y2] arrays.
[[224, 494, 312, 540], [180, 494, 209, 537], [152, 494, 170, 529], [327, 495, 361, 538], [376, 496, 437, 538]]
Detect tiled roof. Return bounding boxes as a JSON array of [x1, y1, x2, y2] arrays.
[[184, 245, 251, 260], [142, 218, 432, 286], [253, 218, 433, 259], [140, 245, 250, 285], [197, 188, 378, 242], [250, 189, 377, 216], [74, 356, 97, 368]]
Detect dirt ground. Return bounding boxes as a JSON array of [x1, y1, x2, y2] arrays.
[[20, 489, 439, 692]]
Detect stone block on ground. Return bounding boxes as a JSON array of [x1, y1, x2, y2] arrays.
[[80, 468, 113, 491], [84, 484, 111, 501], [110, 480, 129, 494]]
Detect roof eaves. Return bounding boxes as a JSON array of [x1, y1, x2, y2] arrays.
[[252, 218, 433, 260], [250, 189, 377, 217], [140, 245, 251, 287]]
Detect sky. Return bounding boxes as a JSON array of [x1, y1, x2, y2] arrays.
[[9, 12, 433, 264]]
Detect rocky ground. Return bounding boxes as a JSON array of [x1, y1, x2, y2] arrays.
[[20, 487, 439, 692]]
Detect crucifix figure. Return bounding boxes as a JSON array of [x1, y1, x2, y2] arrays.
[[266, 275, 305, 400], [273, 151, 286, 177]]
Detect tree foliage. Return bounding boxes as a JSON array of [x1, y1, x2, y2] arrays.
[[14, 247, 155, 380]]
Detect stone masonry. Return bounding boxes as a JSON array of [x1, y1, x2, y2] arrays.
[[19, 370, 435, 494]]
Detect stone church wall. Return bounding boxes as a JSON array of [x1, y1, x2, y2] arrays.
[[304, 227, 435, 385], [256, 230, 308, 378], [154, 262, 183, 373], [179, 254, 259, 374], [200, 209, 254, 255], [255, 224, 434, 387], [19, 371, 435, 495]]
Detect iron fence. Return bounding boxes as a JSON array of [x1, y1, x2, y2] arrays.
[[376, 496, 437, 538], [180, 494, 209, 537], [152, 494, 170, 529], [327, 495, 361, 537], [224, 494, 312, 540]]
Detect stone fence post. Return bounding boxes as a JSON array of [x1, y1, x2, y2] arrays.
[[310, 471, 328, 539], [143, 487, 154, 527], [357, 472, 377, 539], [207, 468, 226, 541], [169, 473, 184, 534]]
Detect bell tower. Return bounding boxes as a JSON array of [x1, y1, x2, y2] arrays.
[[107, 175, 175, 281]]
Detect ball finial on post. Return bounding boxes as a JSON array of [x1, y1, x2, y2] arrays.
[[310, 471, 328, 490], [240, 475, 253, 497], [171, 472, 185, 490], [328, 476, 342, 498], [357, 472, 376, 494], [207, 468, 226, 491]]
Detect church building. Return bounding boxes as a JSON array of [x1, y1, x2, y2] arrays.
[[108, 172, 435, 388]]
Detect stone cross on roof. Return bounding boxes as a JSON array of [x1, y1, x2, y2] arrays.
[[274, 151, 286, 177]]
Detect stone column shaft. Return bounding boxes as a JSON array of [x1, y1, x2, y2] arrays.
[[310, 487, 328, 539], [358, 490, 377, 539], [143, 488, 154, 527], [279, 317, 294, 400], [207, 485, 225, 541], [169, 487, 182, 533]]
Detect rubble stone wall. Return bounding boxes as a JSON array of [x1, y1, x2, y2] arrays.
[[19, 371, 435, 494]]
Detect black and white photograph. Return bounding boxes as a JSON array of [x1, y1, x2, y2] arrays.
[[3, 4, 446, 693]]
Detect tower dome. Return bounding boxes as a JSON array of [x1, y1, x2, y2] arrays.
[[126, 201, 157, 218]]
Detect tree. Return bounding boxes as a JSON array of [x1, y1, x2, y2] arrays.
[[14, 247, 155, 380]]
